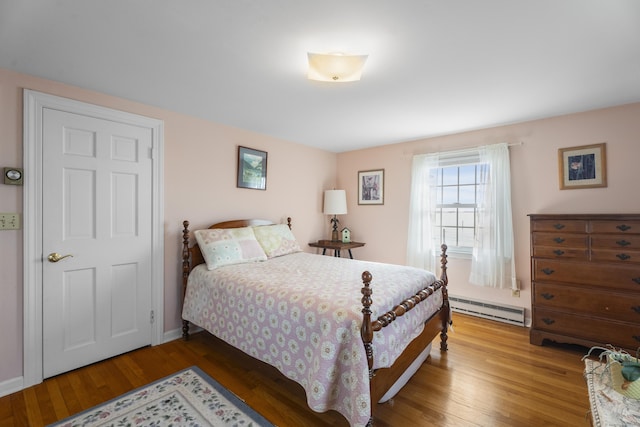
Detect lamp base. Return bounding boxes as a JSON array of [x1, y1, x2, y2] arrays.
[[330, 215, 340, 241]]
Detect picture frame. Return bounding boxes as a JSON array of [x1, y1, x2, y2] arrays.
[[237, 146, 267, 190], [358, 169, 384, 205], [558, 143, 607, 190]]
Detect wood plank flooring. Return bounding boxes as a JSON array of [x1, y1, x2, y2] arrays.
[[0, 314, 591, 426]]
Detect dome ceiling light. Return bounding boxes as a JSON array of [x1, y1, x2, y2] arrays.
[[307, 52, 368, 82]]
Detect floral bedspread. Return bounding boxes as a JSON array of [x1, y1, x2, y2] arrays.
[[182, 252, 443, 427]]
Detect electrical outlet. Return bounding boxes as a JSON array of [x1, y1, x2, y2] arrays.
[[0, 213, 20, 230], [511, 278, 522, 297]]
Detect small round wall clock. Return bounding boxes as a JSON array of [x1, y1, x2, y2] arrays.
[[4, 167, 23, 185]]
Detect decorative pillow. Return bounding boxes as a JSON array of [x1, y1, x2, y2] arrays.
[[253, 224, 302, 258], [194, 227, 267, 270]]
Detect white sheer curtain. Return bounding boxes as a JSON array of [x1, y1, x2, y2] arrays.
[[469, 144, 517, 289], [406, 153, 440, 272], [469, 143, 516, 289], [406, 143, 516, 289]]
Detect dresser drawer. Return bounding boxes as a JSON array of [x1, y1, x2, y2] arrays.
[[533, 258, 640, 292], [532, 220, 588, 233], [532, 247, 588, 260], [590, 220, 640, 234], [591, 235, 640, 250], [533, 308, 640, 350], [533, 282, 640, 323], [532, 232, 588, 248], [591, 249, 640, 264]]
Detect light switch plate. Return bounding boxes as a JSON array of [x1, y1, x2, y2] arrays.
[[0, 213, 20, 230]]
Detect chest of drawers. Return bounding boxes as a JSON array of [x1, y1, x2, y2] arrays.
[[529, 214, 640, 352]]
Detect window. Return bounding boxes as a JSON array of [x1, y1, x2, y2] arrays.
[[407, 143, 516, 288], [432, 164, 486, 254]]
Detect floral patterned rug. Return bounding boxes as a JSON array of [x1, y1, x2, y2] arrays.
[[48, 366, 274, 427], [584, 359, 640, 426]]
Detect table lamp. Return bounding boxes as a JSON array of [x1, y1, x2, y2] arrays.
[[323, 189, 347, 241]]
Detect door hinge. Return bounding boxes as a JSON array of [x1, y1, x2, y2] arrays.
[[150, 310, 155, 324]]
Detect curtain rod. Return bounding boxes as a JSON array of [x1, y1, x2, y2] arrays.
[[448, 141, 524, 151], [405, 141, 523, 158]]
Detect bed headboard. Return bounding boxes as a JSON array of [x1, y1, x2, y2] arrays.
[[181, 217, 292, 302], [180, 217, 293, 339], [182, 218, 284, 269]]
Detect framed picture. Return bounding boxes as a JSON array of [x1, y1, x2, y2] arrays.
[[558, 143, 607, 190], [358, 169, 384, 205], [237, 146, 267, 190]]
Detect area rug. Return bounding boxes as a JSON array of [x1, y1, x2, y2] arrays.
[[584, 359, 640, 427], [48, 366, 274, 427]]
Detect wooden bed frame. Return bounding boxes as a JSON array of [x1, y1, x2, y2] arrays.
[[181, 217, 450, 424]]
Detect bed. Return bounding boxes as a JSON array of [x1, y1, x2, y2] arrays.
[[180, 218, 450, 427]]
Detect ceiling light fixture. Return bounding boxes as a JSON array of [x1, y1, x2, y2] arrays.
[[307, 52, 368, 82]]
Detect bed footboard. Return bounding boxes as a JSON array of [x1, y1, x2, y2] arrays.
[[361, 243, 449, 378]]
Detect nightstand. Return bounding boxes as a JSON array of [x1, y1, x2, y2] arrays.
[[308, 240, 365, 259]]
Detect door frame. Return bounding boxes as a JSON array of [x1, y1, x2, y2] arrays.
[[23, 90, 165, 387]]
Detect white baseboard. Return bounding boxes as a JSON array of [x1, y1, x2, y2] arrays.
[[163, 325, 203, 343], [1, 329, 198, 399], [163, 327, 183, 343], [0, 376, 24, 399]]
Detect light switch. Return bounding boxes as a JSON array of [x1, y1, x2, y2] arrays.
[[0, 213, 20, 230]]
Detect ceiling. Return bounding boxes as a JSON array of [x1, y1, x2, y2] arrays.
[[1, 1, 639, 153]]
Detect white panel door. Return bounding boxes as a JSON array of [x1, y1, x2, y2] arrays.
[[42, 108, 153, 378]]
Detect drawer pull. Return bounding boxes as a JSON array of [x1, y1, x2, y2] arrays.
[[617, 224, 632, 232], [634, 277, 640, 285], [616, 253, 631, 261], [553, 224, 565, 230], [553, 250, 565, 256], [553, 237, 565, 243], [542, 318, 555, 325], [634, 335, 640, 343], [541, 268, 555, 275], [541, 293, 555, 300], [632, 306, 640, 314], [616, 240, 631, 247]]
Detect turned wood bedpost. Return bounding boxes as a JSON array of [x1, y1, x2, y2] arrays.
[[439, 242, 450, 351], [360, 271, 375, 377], [182, 220, 191, 340], [287, 217, 292, 229]]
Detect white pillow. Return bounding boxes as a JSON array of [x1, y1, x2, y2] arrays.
[[194, 227, 267, 270], [253, 224, 302, 258]]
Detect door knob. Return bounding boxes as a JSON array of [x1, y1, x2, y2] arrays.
[[47, 252, 73, 263]]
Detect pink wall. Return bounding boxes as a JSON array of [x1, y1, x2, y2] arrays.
[[337, 102, 640, 322], [3, 65, 639, 390], [0, 68, 337, 385]]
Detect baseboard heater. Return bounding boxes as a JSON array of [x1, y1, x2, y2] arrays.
[[448, 295, 525, 326]]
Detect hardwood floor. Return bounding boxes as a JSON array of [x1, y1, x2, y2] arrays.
[[0, 314, 591, 426]]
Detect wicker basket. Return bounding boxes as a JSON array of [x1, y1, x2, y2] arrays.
[[610, 359, 640, 400]]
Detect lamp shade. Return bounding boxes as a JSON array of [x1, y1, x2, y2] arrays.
[[307, 52, 368, 82], [323, 190, 347, 215]]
